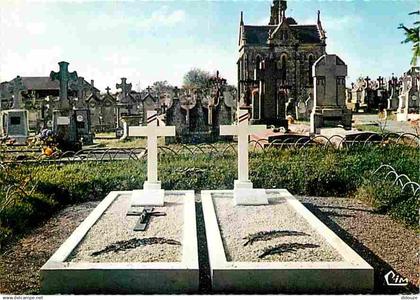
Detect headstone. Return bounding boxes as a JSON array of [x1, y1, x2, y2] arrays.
[[397, 67, 420, 121], [180, 89, 197, 129], [50, 61, 78, 111], [50, 61, 80, 149], [387, 75, 400, 110], [70, 76, 89, 108], [253, 55, 289, 128], [128, 110, 175, 206], [220, 108, 267, 205], [166, 87, 187, 142], [310, 54, 352, 134], [9, 76, 27, 109], [116, 78, 132, 100], [0, 76, 29, 144]]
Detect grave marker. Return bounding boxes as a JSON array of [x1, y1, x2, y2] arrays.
[[220, 108, 267, 205], [129, 110, 175, 206]]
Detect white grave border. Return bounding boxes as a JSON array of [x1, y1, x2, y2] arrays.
[[40, 190, 199, 294], [201, 189, 374, 293]]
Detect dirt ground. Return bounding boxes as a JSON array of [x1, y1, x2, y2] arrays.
[[0, 196, 418, 295]]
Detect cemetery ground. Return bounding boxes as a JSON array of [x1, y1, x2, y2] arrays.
[[0, 145, 418, 294]]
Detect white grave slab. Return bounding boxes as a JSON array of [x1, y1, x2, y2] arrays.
[[129, 111, 175, 206], [40, 190, 198, 294], [201, 189, 374, 293], [220, 108, 267, 205]]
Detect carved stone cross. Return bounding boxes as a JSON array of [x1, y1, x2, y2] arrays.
[[180, 90, 196, 127], [220, 108, 268, 205], [254, 56, 287, 120], [70, 76, 89, 106], [50, 61, 78, 110], [9, 76, 27, 109], [116, 78, 132, 98], [128, 110, 175, 206], [105, 86, 111, 95]]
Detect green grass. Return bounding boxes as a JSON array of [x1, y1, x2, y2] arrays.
[[0, 145, 418, 246]]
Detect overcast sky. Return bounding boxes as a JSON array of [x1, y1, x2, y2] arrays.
[[0, 0, 417, 92]]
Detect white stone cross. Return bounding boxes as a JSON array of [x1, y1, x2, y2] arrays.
[[129, 110, 175, 206], [220, 108, 268, 205]]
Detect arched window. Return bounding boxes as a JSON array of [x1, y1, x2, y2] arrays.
[[308, 54, 314, 85], [280, 54, 287, 82]]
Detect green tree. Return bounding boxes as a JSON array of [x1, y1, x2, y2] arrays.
[[398, 11, 420, 67], [182, 68, 211, 89], [150, 80, 173, 93]]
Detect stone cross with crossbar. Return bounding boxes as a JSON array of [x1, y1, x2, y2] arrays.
[[220, 108, 268, 205], [128, 110, 175, 206]]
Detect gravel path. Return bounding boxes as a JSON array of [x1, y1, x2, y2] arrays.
[[68, 194, 183, 263], [213, 191, 341, 262], [299, 196, 419, 294], [0, 201, 98, 294]]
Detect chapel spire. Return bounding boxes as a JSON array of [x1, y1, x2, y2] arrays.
[[269, 0, 287, 25]]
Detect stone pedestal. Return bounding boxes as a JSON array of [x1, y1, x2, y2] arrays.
[[131, 181, 165, 207], [310, 107, 352, 133], [233, 180, 268, 205]]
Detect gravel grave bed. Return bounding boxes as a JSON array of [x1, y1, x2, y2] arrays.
[[212, 191, 343, 262], [0, 195, 417, 294], [67, 194, 183, 263]]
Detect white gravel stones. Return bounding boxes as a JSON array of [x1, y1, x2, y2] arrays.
[[67, 194, 183, 263], [213, 191, 343, 262]]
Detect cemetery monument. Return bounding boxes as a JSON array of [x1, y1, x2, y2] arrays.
[[310, 54, 352, 134]]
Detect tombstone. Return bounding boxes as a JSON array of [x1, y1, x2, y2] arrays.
[[142, 88, 158, 124], [166, 87, 187, 142], [128, 111, 175, 206], [41, 110, 198, 294], [50, 61, 80, 149], [220, 108, 267, 205], [310, 54, 352, 134], [295, 99, 307, 120], [219, 88, 236, 126], [201, 113, 372, 293], [70, 76, 89, 108], [387, 75, 400, 110], [0, 76, 29, 145], [179, 89, 197, 131], [253, 55, 289, 129], [397, 67, 420, 121]]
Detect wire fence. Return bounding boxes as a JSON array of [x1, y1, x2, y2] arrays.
[[372, 164, 420, 197], [0, 132, 418, 165]]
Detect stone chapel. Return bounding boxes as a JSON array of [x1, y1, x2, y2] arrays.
[[237, 0, 326, 127]]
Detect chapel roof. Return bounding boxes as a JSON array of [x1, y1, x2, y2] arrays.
[[242, 24, 322, 45]]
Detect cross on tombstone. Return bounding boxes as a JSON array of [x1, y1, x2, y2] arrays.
[[70, 76, 88, 107], [161, 102, 168, 114], [180, 90, 196, 127], [105, 86, 111, 95], [254, 56, 287, 120], [377, 76, 384, 87], [364, 76, 371, 89], [50, 61, 78, 111], [220, 108, 268, 205], [128, 110, 175, 206], [207, 70, 226, 125], [116, 78, 132, 98], [9, 76, 27, 109]]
